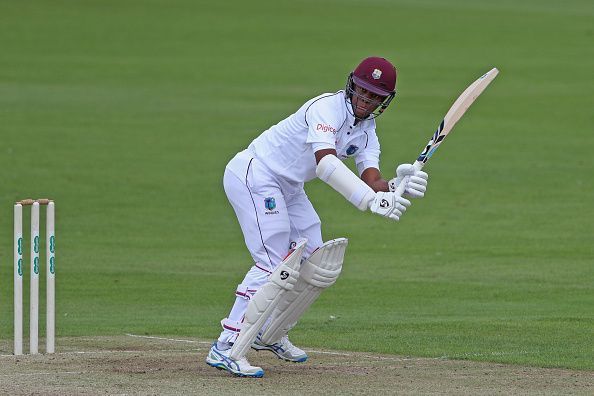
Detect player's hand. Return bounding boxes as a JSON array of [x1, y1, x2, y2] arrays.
[[388, 164, 428, 198], [369, 191, 411, 221]]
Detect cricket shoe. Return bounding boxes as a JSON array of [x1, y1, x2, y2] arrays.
[[206, 342, 264, 378], [251, 335, 308, 363]]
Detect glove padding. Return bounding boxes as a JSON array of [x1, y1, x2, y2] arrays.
[[369, 191, 411, 221], [388, 164, 429, 198]]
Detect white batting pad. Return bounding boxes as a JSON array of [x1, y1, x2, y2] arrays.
[[259, 237, 348, 345], [229, 238, 307, 361]]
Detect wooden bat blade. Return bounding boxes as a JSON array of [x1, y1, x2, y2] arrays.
[[416, 67, 499, 166]]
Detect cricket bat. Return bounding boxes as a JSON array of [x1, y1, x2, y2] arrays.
[[394, 67, 499, 196]]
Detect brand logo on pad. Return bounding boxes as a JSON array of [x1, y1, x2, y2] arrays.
[[280, 271, 289, 280]]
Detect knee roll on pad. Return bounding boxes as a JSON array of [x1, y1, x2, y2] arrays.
[[259, 238, 348, 345], [299, 260, 342, 288], [229, 238, 307, 361]]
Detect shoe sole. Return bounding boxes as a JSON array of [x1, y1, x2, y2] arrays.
[[206, 360, 264, 378]]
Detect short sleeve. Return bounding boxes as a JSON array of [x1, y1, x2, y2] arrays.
[[305, 97, 343, 151]]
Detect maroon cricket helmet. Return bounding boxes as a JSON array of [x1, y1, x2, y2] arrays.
[[345, 56, 397, 119], [351, 56, 397, 96]]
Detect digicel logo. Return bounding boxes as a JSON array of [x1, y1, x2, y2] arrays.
[[316, 123, 337, 133]]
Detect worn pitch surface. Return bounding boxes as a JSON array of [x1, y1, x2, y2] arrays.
[[1, 336, 593, 395]]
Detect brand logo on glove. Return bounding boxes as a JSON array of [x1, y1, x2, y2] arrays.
[[280, 271, 289, 280], [380, 199, 390, 208]]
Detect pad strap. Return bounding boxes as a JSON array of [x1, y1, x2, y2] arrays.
[[221, 318, 243, 333], [235, 284, 257, 300], [220, 318, 243, 343]]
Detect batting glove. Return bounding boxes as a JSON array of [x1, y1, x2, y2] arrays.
[[388, 164, 428, 198], [369, 191, 411, 221]]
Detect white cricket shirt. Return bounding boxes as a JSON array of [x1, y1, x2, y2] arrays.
[[238, 91, 381, 183]]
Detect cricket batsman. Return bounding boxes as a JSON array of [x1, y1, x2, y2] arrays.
[[206, 57, 429, 377]]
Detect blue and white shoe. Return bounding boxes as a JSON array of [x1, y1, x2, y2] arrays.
[[252, 335, 308, 363], [206, 342, 264, 378]]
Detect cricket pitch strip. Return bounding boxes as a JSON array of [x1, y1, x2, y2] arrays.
[[1, 335, 592, 395]]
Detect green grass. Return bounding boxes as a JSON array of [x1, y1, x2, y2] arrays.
[[1, 0, 593, 370]]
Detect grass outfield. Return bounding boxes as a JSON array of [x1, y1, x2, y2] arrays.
[[1, 0, 593, 371]]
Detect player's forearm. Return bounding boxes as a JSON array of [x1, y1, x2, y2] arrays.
[[366, 178, 389, 192], [360, 167, 389, 192]]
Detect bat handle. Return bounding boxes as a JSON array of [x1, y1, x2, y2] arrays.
[[393, 160, 425, 197]]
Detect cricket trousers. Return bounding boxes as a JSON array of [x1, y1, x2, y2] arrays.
[[217, 149, 323, 344]]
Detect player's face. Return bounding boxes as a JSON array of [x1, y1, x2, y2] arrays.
[[351, 85, 386, 118]]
